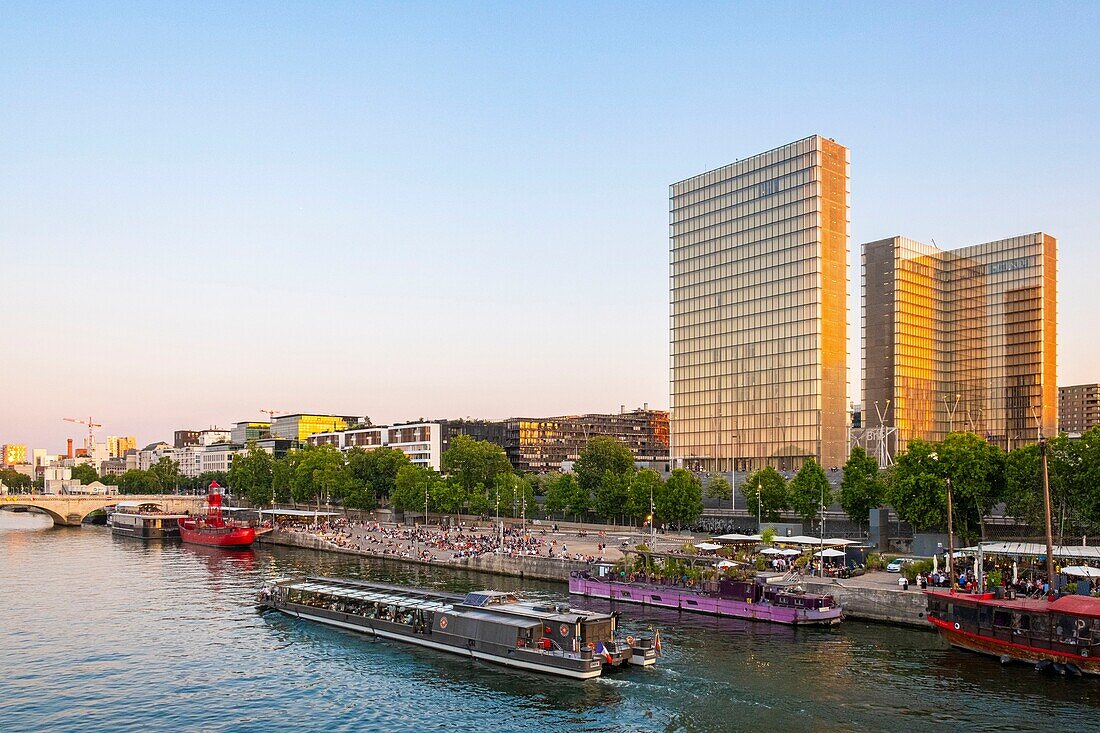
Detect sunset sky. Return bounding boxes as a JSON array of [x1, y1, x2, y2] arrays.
[[2, 3, 1097, 452]]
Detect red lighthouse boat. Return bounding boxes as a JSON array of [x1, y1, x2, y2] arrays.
[[178, 483, 258, 548]]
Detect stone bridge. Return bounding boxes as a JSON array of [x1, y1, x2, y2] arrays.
[[0, 494, 206, 526]]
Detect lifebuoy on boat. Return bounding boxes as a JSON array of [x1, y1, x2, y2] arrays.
[[954, 622, 961, 630], [626, 635, 635, 646]]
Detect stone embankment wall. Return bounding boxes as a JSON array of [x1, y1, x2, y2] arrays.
[[798, 577, 930, 628], [258, 530, 587, 582]]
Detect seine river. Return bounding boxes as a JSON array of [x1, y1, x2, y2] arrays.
[[2, 511, 1096, 733]]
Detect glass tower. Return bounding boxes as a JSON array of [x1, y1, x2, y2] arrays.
[[862, 233, 1057, 455], [669, 135, 850, 473]]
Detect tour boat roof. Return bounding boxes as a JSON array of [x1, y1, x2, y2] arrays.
[[284, 578, 454, 612], [115, 501, 161, 509], [927, 590, 1100, 619]]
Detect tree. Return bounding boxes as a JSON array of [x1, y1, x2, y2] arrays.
[[148, 457, 181, 493], [441, 435, 512, 491], [704, 474, 732, 501], [347, 447, 409, 501], [627, 469, 664, 524], [743, 467, 789, 522], [229, 447, 276, 508], [117, 469, 161, 494], [0, 469, 32, 492], [392, 465, 431, 513], [887, 439, 948, 531], [70, 464, 98, 485], [937, 432, 1005, 541], [272, 453, 297, 504], [575, 437, 635, 496], [839, 447, 885, 529], [657, 468, 703, 527], [431, 480, 468, 515], [291, 445, 351, 505], [543, 473, 572, 517], [788, 459, 831, 524], [593, 469, 632, 522]]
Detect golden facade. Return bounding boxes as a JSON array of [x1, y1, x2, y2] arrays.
[[862, 233, 1057, 454], [669, 135, 849, 472], [272, 414, 355, 442]]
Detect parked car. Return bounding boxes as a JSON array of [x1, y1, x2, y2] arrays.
[[886, 557, 917, 573]]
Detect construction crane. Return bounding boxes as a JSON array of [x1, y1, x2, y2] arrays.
[[260, 409, 288, 421], [63, 416, 103, 451]]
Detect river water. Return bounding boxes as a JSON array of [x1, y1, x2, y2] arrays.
[[1, 512, 1096, 733]]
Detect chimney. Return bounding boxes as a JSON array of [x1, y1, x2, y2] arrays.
[[620, 404, 625, 414], [67, 438, 73, 459], [643, 402, 649, 411]]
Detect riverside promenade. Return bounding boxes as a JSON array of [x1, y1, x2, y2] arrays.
[[259, 517, 931, 628]]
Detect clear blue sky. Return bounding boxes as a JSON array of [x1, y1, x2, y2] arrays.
[[2, 2, 1097, 451]]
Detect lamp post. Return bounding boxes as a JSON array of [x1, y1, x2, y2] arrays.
[[730, 434, 738, 512], [946, 476, 955, 589], [756, 481, 762, 531]]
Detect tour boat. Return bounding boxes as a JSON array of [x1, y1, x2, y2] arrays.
[[177, 484, 257, 548], [258, 576, 659, 679], [108, 501, 186, 540], [570, 566, 842, 626], [926, 590, 1100, 675]]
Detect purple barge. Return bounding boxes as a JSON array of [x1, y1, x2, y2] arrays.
[[569, 569, 843, 626]]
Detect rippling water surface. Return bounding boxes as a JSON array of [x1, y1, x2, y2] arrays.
[[2, 512, 1096, 732]]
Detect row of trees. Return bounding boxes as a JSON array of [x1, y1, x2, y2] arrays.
[[220, 434, 706, 527], [704, 458, 835, 526]]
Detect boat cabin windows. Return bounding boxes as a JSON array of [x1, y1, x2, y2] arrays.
[[462, 591, 519, 607]]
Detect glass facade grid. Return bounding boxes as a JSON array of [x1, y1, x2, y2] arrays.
[[862, 233, 1057, 455], [670, 135, 849, 472]]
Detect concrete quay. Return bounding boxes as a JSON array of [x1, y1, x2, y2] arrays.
[[258, 529, 590, 582], [796, 573, 931, 628]]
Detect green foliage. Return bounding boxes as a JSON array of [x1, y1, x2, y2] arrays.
[[0, 469, 32, 491], [229, 447, 276, 507], [704, 474, 732, 501], [441, 434, 512, 491], [431, 479, 468, 515], [865, 553, 885, 571], [391, 465, 433, 513], [148, 457, 180, 492], [839, 446, 885, 527], [491, 473, 534, 518], [575, 436, 634, 495], [543, 473, 571, 516], [656, 468, 703, 527], [291, 445, 354, 505], [788, 459, 831, 523], [593, 469, 632, 521], [760, 527, 777, 544], [627, 469, 663, 523], [346, 446, 409, 500], [743, 467, 789, 522], [70, 464, 98, 485], [902, 559, 934, 582], [889, 434, 1005, 542], [117, 469, 162, 494]]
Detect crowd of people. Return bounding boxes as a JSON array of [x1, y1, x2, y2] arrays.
[[275, 517, 611, 565]]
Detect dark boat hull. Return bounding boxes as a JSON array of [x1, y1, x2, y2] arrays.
[[929, 616, 1100, 675], [263, 598, 604, 679]]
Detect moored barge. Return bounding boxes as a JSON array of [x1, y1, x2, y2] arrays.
[[258, 576, 658, 679], [570, 567, 842, 626], [107, 501, 186, 540], [926, 590, 1100, 675]]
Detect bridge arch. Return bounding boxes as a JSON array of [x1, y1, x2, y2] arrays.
[[0, 502, 69, 526]]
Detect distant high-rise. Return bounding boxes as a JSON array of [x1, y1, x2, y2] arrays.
[[862, 233, 1057, 455], [1058, 384, 1100, 435], [669, 135, 849, 472]]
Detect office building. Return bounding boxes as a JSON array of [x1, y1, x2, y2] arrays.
[[669, 135, 849, 472], [863, 233, 1057, 455], [1059, 384, 1100, 435], [174, 430, 200, 448], [231, 421, 271, 445], [270, 414, 359, 443], [2, 444, 28, 466], [503, 408, 670, 473], [107, 435, 137, 458], [308, 422, 443, 470]]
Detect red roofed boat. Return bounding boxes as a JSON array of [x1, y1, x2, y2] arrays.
[[926, 590, 1100, 675], [178, 483, 257, 548]]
